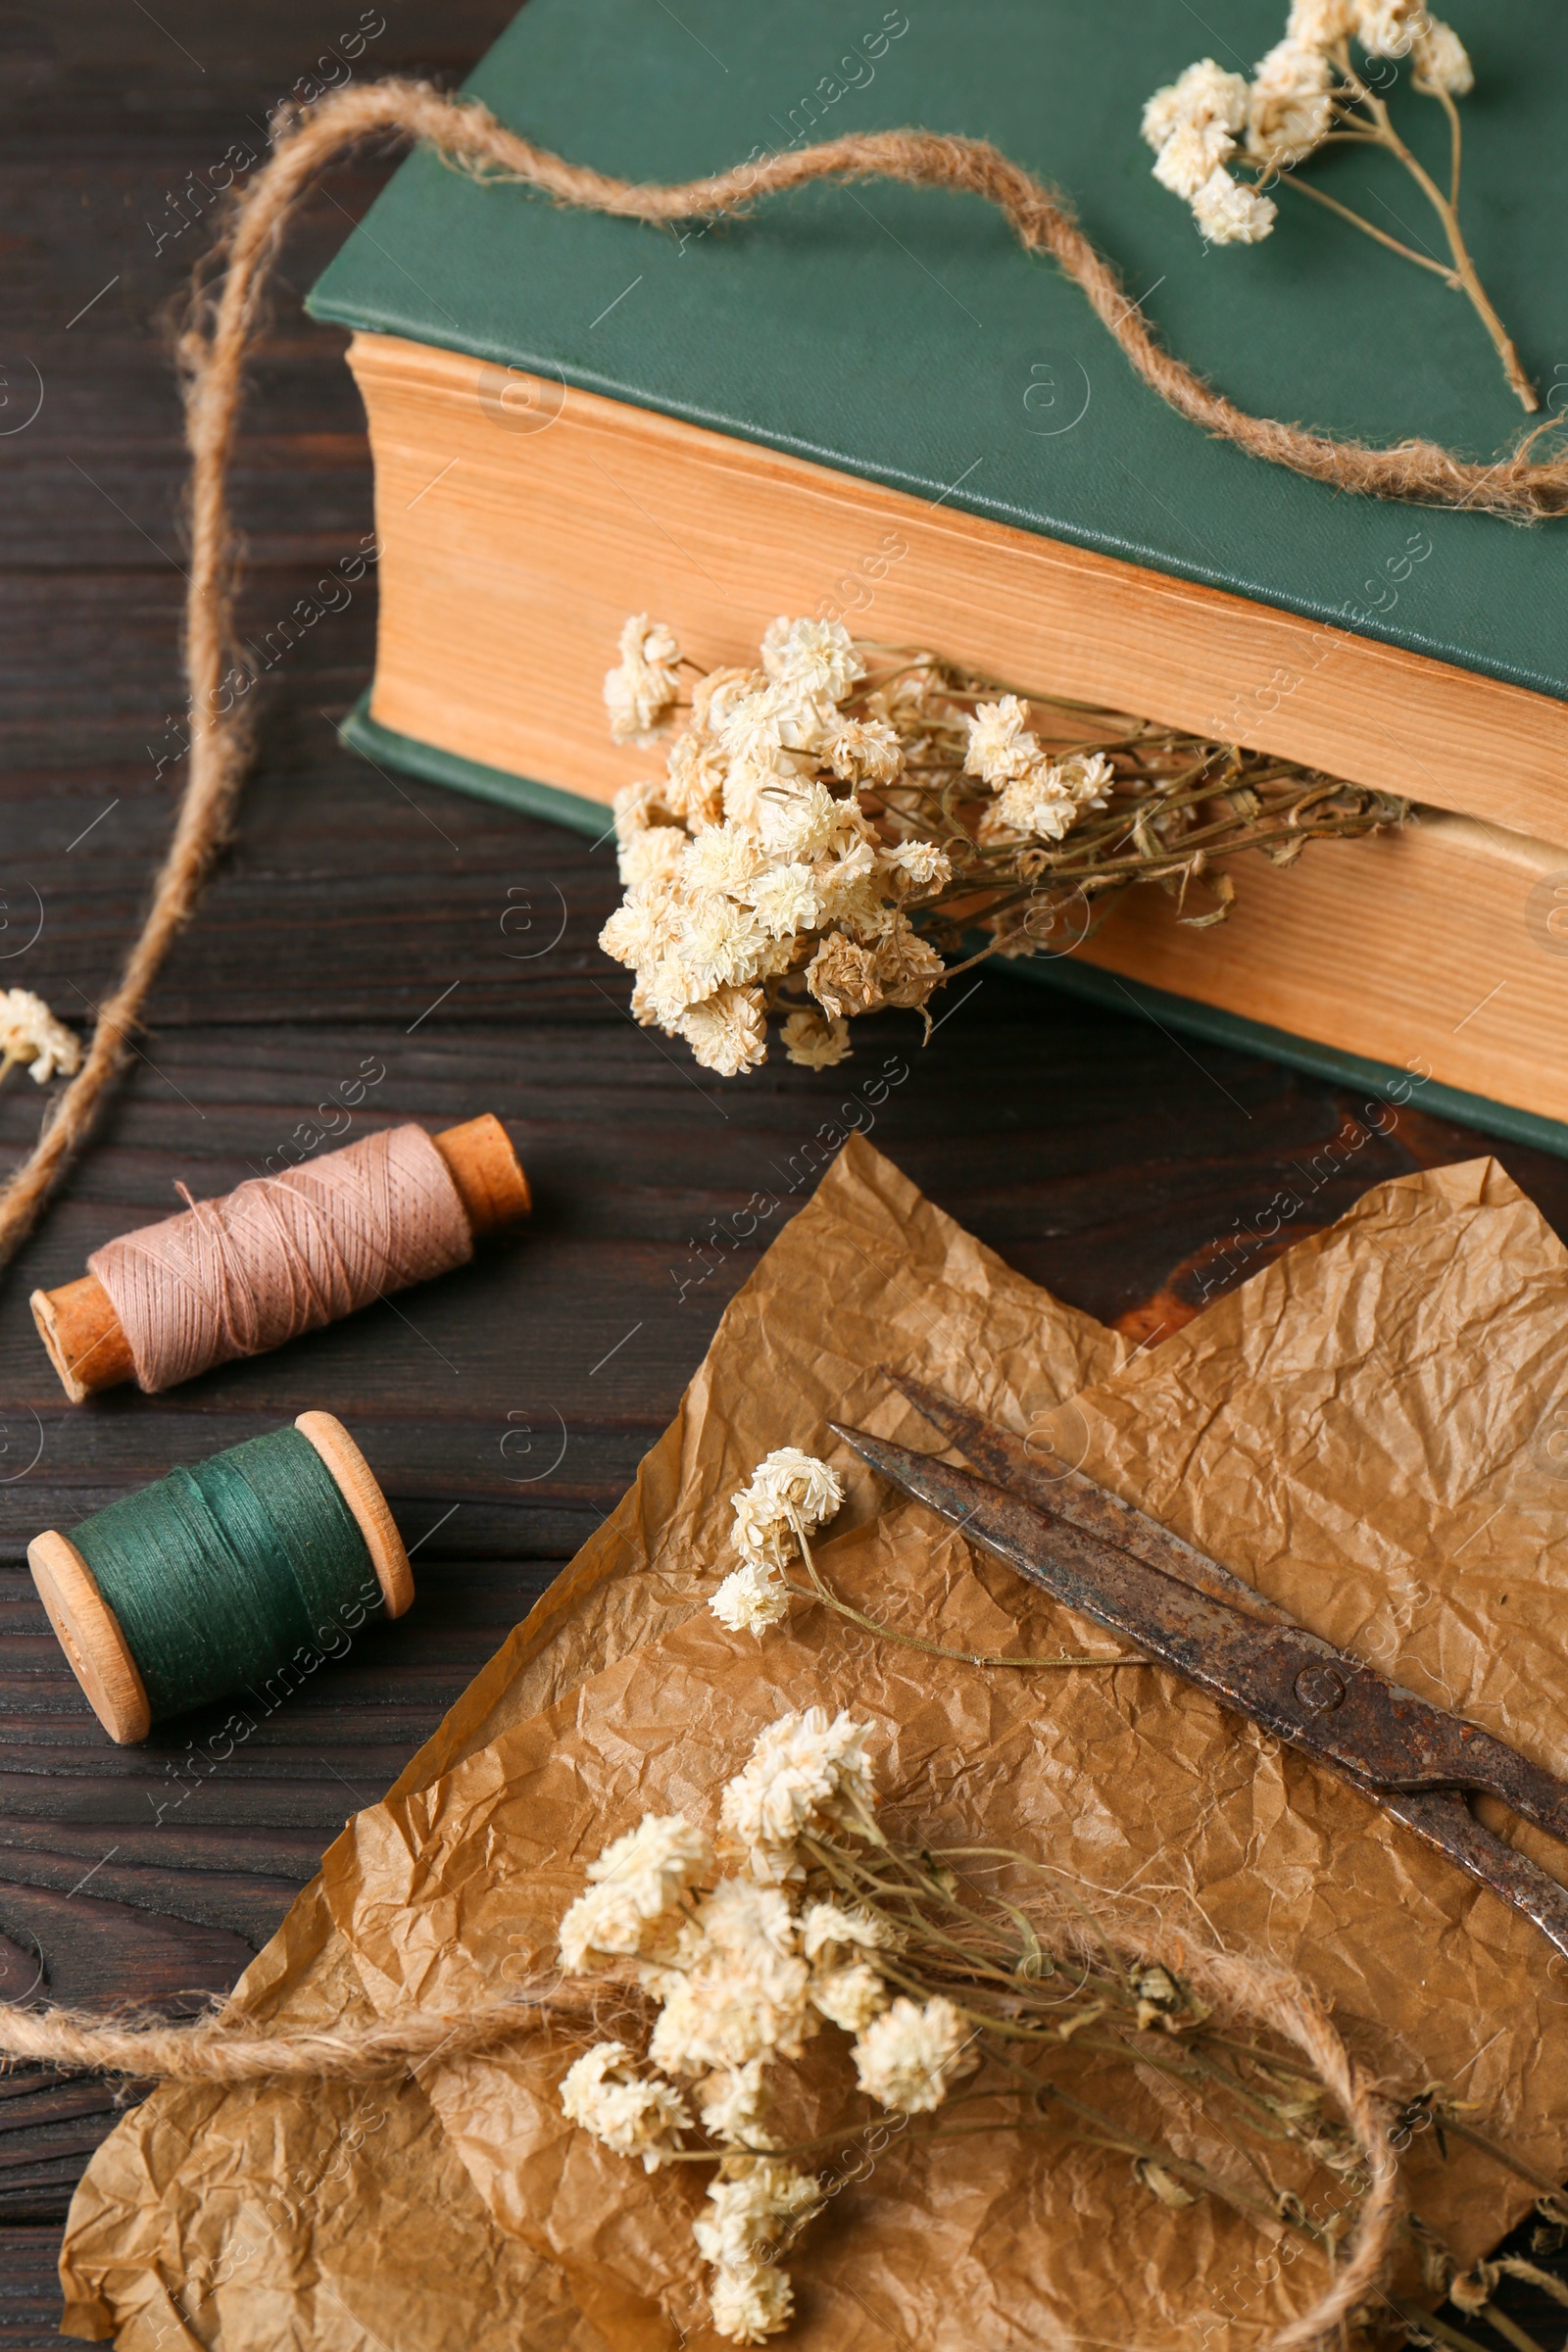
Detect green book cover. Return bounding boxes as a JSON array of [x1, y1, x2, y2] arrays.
[[309, 0, 1568, 702]]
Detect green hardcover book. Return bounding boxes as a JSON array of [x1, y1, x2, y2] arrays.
[[307, 0, 1568, 1149]]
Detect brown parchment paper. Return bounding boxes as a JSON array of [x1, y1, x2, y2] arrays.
[[58, 1141, 1568, 2347], [59, 1138, 1121, 2345]]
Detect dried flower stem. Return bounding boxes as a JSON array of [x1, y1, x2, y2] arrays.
[[785, 1521, 1132, 1672], [1323, 46, 1535, 409]]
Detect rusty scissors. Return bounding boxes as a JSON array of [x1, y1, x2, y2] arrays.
[[831, 1373, 1568, 1963]]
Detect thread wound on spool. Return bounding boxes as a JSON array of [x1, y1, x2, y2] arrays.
[[87, 1124, 473, 1393], [31, 1422, 406, 1740]]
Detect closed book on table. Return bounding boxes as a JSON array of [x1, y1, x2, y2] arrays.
[[307, 0, 1568, 1145]]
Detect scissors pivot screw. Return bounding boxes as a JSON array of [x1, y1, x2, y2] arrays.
[[1294, 1664, 1348, 1713]]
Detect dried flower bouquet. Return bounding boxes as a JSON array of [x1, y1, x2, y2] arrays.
[[1143, 3, 1536, 408], [554, 1703, 1554, 2349], [598, 615, 1405, 1079]]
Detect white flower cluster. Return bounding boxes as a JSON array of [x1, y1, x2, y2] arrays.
[[555, 1708, 975, 2342], [1143, 6, 1471, 240], [963, 697, 1113, 847], [598, 615, 954, 1076], [0, 990, 81, 1085], [557, 1813, 713, 1974], [558, 2040, 691, 2171], [717, 1705, 875, 1884], [711, 1447, 845, 1639]]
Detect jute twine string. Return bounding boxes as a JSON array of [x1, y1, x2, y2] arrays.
[[0, 1899, 1398, 2348], [87, 1121, 471, 1391], [0, 80, 1565, 1276], [0, 1987, 599, 2083]]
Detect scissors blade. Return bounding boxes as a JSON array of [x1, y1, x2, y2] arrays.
[[829, 1420, 1568, 1847], [1377, 1787, 1568, 1963], [885, 1369, 1288, 1627]]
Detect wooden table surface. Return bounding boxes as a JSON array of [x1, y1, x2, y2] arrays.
[[3, 8, 1566, 2344]]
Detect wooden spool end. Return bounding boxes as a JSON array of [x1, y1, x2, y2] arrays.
[[30, 1275, 136, 1404], [431, 1113, 532, 1237], [28, 1531, 151, 1745], [30, 1414, 410, 1745], [294, 1411, 415, 1618]]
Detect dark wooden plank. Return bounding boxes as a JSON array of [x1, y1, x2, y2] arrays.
[[2, 3, 1566, 2341]]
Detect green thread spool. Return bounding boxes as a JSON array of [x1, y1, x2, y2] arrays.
[[27, 1412, 412, 1743]]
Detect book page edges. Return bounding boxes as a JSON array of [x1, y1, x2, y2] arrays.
[[349, 329, 1568, 846]]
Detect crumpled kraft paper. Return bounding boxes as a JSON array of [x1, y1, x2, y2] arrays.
[[57, 1141, 1568, 2346], [58, 1138, 1121, 2345]]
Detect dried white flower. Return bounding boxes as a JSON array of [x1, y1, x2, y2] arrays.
[[851, 1994, 979, 2114], [676, 895, 769, 998], [865, 914, 947, 1010], [805, 932, 880, 1020], [559, 2041, 691, 2171], [693, 665, 765, 736], [617, 823, 687, 891], [1253, 34, 1335, 94], [718, 1706, 876, 1883], [0, 990, 82, 1086], [612, 777, 668, 842], [598, 880, 675, 975], [678, 984, 768, 1078], [748, 863, 822, 941], [811, 837, 880, 925], [826, 715, 904, 787], [985, 751, 1113, 847], [639, 946, 708, 1028], [749, 1447, 844, 1527], [709, 2259, 794, 2344], [729, 1488, 796, 1577], [715, 685, 792, 775], [649, 1959, 809, 2075], [558, 1813, 711, 1972], [727, 1448, 843, 1579], [1411, 19, 1473, 93], [962, 694, 1038, 787], [810, 1961, 889, 2033], [1353, 0, 1423, 58], [695, 2159, 823, 2271], [1191, 166, 1278, 244], [881, 838, 952, 893], [701, 1877, 800, 1960], [1248, 90, 1334, 167], [710, 1558, 791, 1639], [699, 2060, 777, 2149], [589, 1812, 711, 1904], [605, 614, 681, 744], [1152, 120, 1236, 199], [1142, 58, 1250, 149], [759, 779, 849, 862], [701, 2161, 821, 2342], [664, 728, 728, 829], [801, 1901, 896, 1963], [650, 1881, 813, 2074], [683, 822, 765, 896], [779, 1009, 852, 1071], [1247, 39, 1335, 164], [1287, 0, 1355, 43], [760, 615, 864, 702]]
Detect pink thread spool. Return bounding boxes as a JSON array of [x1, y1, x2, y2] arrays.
[[32, 1115, 530, 1401]]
